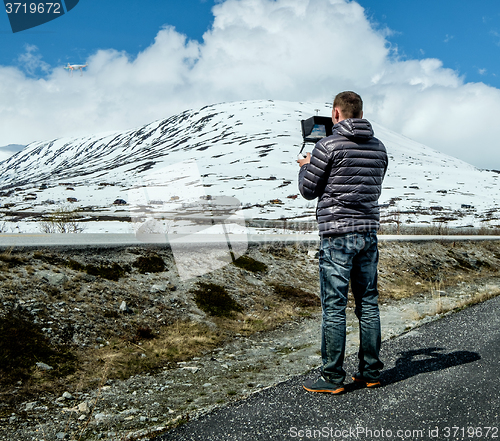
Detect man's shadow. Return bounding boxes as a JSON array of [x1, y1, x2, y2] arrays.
[[346, 347, 481, 391]]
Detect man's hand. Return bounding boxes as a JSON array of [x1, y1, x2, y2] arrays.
[[297, 152, 311, 167]]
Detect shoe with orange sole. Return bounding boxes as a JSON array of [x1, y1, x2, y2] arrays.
[[352, 373, 381, 388], [303, 377, 345, 394]]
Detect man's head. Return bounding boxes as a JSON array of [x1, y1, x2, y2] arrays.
[[332, 91, 363, 123]]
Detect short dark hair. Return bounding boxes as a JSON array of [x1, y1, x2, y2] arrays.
[[333, 91, 363, 119]]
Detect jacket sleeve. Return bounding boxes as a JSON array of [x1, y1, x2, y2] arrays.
[[298, 140, 333, 200]]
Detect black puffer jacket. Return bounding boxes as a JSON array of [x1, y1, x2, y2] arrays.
[[298, 118, 388, 236]]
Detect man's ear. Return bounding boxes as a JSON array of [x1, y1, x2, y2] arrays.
[[332, 107, 341, 123]]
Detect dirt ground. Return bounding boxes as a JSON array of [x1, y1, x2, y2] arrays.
[[1, 238, 500, 440]]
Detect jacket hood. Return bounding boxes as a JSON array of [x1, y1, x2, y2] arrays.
[[334, 118, 374, 140]]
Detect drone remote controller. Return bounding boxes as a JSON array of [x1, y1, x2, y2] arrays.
[[297, 144, 307, 161]]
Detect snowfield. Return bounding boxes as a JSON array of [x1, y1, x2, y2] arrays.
[[0, 100, 499, 234]]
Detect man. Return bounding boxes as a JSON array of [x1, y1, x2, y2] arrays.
[[298, 91, 388, 394]]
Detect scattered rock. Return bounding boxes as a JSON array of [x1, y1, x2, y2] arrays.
[[24, 402, 37, 412], [77, 401, 89, 413], [119, 300, 133, 314], [182, 366, 200, 373], [150, 284, 167, 293], [35, 362, 53, 371], [94, 412, 110, 421], [36, 270, 68, 285]]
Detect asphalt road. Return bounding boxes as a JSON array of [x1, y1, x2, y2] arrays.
[[156, 295, 500, 441], [1, 233, 500, 249]]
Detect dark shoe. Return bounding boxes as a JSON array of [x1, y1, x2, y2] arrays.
[[303, 377, 345, 394], [352, 373, 381, 388]]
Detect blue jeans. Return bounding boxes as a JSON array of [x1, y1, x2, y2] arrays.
[[319, 231, 383, 385]]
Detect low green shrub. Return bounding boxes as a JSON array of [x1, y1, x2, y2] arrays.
[[133, 254, 166, 273], [0, 312, 76, 387], [193, 282, 242, 317], [232, 255, 267, 273], [270, 283, 320, 307]]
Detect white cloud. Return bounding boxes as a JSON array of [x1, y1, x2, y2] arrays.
[[17, 44, 51, 76], [1, 0, 500, 169], [490, 30, 500, 46]]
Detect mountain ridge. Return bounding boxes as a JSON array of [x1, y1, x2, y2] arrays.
[[0, 100, 499, 232]]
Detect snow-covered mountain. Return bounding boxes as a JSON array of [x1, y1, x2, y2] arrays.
[[1, 100, 499, 234], [0, 144, 25, 163]]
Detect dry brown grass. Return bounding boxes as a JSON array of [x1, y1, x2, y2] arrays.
[[74, 320, 221, 384], [408, 285, 500, 323], [377, 240, 500, 301], [219, 302, 300, 335], [68, 294, 313, 392], [455, 286, 500, 310]]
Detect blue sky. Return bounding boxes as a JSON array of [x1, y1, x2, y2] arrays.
[[0, 0, 217, 70], [1, 0, 500, 168], [2, 0, 499, 87], [363, 0, 500, 88]]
